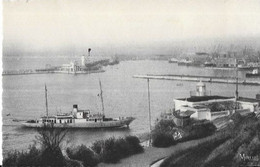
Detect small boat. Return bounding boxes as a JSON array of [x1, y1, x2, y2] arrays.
[[246, 69, 260, 78], [23, 81, 135, 129], [168, 58, 178, 63], [204, 62, 216, 67], [177, 59, 192, 66]]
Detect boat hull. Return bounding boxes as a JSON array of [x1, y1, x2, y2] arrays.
[[246, 73, 260, 78], [22, 117, 135, 129]]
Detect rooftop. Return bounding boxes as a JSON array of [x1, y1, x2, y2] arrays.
[[177, 96, 234, 102]]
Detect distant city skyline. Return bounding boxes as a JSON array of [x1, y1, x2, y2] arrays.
[[3, 0, 260, 54]]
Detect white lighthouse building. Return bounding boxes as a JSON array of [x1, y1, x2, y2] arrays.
[[196, 81, 206, 96]]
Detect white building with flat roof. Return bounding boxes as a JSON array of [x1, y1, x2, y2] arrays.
[[173, 81, 260, 121]]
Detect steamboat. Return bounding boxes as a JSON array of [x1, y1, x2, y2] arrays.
[[22, 81, 135, 129]]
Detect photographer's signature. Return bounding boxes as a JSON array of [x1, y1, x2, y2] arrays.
[[240, 153, 260, 162]]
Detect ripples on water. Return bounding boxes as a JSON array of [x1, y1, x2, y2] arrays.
[[2, 60, 259, 155]]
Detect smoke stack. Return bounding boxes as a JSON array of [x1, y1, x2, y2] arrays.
[[73, 104, 78, 109], [88, 48, 91, 57]]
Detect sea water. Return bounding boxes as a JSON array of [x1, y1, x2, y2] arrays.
[[2, 59, 259, 155]]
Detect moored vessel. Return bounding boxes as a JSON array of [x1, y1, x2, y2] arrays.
[[22, 81, 135, 129], [168, 58, 178, 63], [246, 69, 260, 78], [177, 59, 192, 66]]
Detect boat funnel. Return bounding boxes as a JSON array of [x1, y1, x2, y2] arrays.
[[73, 104, 78, 108], [88, 48, 91, 57]]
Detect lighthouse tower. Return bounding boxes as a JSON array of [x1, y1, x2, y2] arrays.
[[196, 81, 206, 96]]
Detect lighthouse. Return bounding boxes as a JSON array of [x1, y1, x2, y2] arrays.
[[196, 81, 206, 96]]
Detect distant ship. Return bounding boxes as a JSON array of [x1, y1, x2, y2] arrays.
[[246, 69, 260, 78], [177, 59, 193, 66], [168, 58, 178, 63], [238, 65, 260, 71], [204, 61, 216, 67], [22, 81, 135, 129]]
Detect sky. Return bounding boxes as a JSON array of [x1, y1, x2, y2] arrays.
[[3, 0, 260, 53]]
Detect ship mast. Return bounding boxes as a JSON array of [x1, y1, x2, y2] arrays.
[[45, 84, 49, 119], [147, 78, 152, 146], [99, 80, 105, 117]]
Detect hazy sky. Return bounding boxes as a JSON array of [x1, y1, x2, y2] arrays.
[[3, 0, 260, 52]]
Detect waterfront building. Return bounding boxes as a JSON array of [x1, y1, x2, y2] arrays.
[[237, 97, 260, 113], [173, 81, 260, 121], [215, 57, 237, 68], [178, 52, 210, 66], [57, 61, 82, 73]]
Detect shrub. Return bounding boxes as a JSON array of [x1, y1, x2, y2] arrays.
[[151, 119, 177, 148], [17, 145, 42, 166], [152, 131, 175, 147], [3, 145, 42, 167], [41, 147, 66, 167], [91, 140, 104, 155], [102, 137, 120, 163], [3, 151, 20, 167], [114, 138, 131, 157], [36, 125, 68, 151], [182, 121, 216, 141], [91, 136, 143, 163], [230, 112, 244, 126], [67, 145, 99, 167], [154, 119, 176, 133], [36, 125, 68, 167], [125, 136, 144, 154]]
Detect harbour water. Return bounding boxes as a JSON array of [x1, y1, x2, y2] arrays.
[[2, 59, 260, 156]]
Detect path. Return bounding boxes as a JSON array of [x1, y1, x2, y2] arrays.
[[98, 135, 216, 167]]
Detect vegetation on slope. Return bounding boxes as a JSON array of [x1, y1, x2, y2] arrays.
[[3, 125, 143, 167], [151, 119, 216, 148], [160, 112, 260, 167]]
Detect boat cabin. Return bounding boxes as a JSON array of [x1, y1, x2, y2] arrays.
[[36, 104, 106, 124], [252, 69, 259, 74], [38, 115, 73, 124]]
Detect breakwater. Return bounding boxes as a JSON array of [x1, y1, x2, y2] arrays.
[[133, 74, 260, 86], [2, 69, 105, 76]]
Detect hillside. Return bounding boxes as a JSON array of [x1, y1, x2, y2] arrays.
[[160, 112, 260, 167]]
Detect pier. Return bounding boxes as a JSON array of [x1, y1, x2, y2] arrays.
[[2, 69, 53, 76], [133, 74, 260, 86], [2, 69, 105, 76]]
